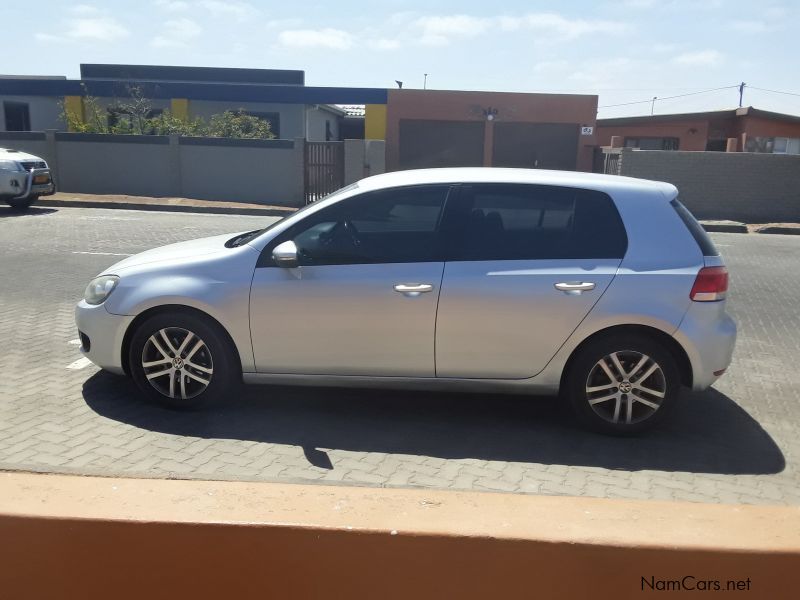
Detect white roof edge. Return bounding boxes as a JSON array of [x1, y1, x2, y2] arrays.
[[358, 168, 677, 197]]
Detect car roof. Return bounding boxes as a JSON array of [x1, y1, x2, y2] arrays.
[[357, 167, 677, 199]]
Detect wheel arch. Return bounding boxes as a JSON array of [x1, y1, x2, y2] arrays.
[[559, 324, 693, 391], [120, 304, 243, 378]]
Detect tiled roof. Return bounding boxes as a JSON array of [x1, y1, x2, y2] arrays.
[[336, 104, 366, 117]]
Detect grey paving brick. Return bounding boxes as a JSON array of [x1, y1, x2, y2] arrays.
[[0, 212, 797, 506]]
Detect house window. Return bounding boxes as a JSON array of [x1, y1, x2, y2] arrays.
[[247, 111, 280, 138], [4, 101, 31, 131], [624, 137, 679, 150], [772, 137, 800, 155]]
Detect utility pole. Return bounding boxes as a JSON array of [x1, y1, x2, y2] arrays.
[[423, 73, 428, 90], [739, 82, 746, 107], [651, 96, 657, 115]]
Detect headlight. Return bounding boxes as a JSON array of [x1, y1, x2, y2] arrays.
[[0, 159, 22, 172], [84, 275, 119, 305]]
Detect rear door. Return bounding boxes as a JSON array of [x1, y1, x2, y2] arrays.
[[435, 183, 628, 379]]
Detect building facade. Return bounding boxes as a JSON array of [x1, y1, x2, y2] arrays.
[[1, 63, 600, 173], [385, 89, 598, 172], [0, 64, 382, 142], [596, 107, 800, 154]]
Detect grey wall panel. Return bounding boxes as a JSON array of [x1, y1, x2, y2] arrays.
[[618, 149, 800, 223], [56, 139, 172, 196], [179, 141, 302, 206]]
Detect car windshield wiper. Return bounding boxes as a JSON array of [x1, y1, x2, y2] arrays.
[[225, 229, 266, 248]]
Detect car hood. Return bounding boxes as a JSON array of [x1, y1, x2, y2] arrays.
[[0, 148, 44, 162], [105, 232, 248, 273]]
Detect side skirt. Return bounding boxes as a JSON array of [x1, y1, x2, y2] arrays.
[[241, 373, 558, 396]]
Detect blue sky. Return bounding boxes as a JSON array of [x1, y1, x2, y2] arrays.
[[4, 0, 799, 117]]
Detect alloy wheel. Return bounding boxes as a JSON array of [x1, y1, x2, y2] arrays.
[[585, 350, 666, 425], [141, 327, 214, 400]]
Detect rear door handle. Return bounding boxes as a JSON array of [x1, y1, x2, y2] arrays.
[[554, 281, 596, 294], [394, 283, 433, 296]]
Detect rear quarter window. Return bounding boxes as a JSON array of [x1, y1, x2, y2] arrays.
[[670, 199, 720, 257]]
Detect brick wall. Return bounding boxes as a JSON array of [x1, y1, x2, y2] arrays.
[[618, 149, 800, 223]]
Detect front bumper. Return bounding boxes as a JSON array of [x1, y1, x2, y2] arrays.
[[674, 300, 737, 390], [0, 168, 55, 199], [75, 300, 135, 375]]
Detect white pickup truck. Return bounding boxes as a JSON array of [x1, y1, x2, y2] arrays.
[[0, 147, 56, 210]]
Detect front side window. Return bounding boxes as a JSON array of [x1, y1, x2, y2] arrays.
[[271, 185, 451, 266], [446, 184, 627, 261]]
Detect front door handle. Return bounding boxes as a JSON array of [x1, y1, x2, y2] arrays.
[[394, 283, 433, 296], [554, 281, 596, 294]]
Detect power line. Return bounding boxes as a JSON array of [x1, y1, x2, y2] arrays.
[[598, 85, 739, 109], [748, 86, 800, 98]]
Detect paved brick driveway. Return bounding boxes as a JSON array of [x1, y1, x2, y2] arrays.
[[1, 205, 798, 505]]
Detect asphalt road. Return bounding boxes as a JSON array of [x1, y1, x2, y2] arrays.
[[1, 204, 799, 505]]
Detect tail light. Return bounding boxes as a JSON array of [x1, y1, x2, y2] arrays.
[[690, 266, 729, 301]]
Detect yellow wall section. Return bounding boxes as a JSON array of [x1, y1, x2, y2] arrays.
[[63, 96, 85, 131], [171, 98, 190, 122], [364, 104, 387, 140]]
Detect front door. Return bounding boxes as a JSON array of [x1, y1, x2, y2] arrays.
[[250, 185, 452, 376], [435, 183, 628, 379]]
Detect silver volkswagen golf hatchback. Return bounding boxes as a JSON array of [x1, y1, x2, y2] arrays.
[[76, 168, 736, 434]]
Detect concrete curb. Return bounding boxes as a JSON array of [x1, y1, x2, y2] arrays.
[[751, 225, 800, 236], [36, 198, 295, 218], [700, 221, 748, 234], [701, 221, 800, 235]]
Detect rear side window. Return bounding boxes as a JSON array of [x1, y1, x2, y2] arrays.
[[445, 184, 627, 261], [670, 199, 719, 257]]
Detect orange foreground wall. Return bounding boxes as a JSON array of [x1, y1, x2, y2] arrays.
[[1, 473, 799, 599]]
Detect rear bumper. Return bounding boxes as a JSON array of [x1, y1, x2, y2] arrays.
[[673, 301, 737, 390], [75, 300, 135, 375]]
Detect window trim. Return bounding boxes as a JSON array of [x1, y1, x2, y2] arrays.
[[257, 184, 457, 268]]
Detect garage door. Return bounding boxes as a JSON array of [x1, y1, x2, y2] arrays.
[[399, 119, 484, 170], [492, 123, 579, 170]]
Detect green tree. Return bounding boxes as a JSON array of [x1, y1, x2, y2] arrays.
[[148, 112, 205, 136], [205, 110, 276, 139], [60, 84, 112, 133], [60, 87, 277, 139]]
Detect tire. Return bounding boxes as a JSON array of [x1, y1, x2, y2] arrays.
[[7, 195, 37, 211], [129, 311, 240, 410], [564, 333, 680, 435]]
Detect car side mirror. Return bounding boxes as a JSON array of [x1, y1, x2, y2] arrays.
[[272, 240, 299, 268]]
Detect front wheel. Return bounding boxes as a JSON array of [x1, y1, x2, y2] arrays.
[[129, 312, 239, 409], [7, 195, 38, 211], [564, 334, 680, 435]]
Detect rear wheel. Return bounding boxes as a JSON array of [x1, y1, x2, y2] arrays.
[[564, 333, 680, 435], [7, 195, 37, 211], [129, 312, 239, 409]]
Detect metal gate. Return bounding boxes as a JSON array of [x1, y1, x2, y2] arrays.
[[304, 141, 344, 204]]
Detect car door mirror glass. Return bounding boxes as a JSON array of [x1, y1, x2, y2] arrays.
[[272, 240, 299, 268]]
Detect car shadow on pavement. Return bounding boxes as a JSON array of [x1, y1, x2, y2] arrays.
[[83, 371, 784, 476], [0, 207, 57, 218]]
